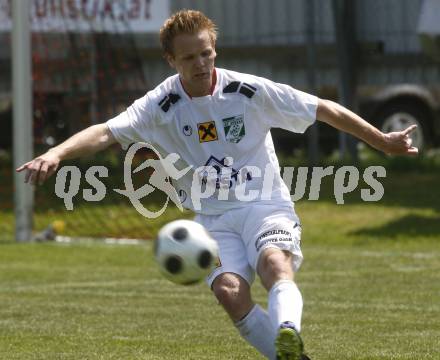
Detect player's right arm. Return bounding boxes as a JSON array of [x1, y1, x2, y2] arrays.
[[16, 123, 116, 185]]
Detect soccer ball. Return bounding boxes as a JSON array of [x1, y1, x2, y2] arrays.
[[154, 219, 219, 285]]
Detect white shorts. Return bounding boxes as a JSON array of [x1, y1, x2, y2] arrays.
[[194, 203, 303, 288]]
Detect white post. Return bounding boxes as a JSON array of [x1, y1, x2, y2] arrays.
[[90, 36, 98, 124], [13, 0, 34, 242]]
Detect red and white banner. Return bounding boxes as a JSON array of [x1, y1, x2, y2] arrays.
[[0, 0, 169, 33]]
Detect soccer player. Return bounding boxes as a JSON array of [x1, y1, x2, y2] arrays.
[[17, 10, 418, 360]]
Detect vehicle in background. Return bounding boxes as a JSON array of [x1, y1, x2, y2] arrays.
[[360, 83, 440, 151], [273, 83, 440, 155]]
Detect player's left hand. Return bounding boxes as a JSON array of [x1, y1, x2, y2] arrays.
[[382, 124, 419, 156]]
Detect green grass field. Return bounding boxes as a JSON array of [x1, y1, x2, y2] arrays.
[[1, 169, 439, 359]]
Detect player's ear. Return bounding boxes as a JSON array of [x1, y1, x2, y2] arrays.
[[166, 53, 176, 69], [211, 37, 217, 58]]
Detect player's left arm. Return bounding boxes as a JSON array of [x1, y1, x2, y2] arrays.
[[316, 98, 418, 156]]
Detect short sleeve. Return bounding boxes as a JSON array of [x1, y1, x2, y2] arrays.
[[260, 79, 318, 133], [106, 94, 155, 150]]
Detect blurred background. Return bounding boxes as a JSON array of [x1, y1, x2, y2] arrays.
[[1, 0, 439, 242]]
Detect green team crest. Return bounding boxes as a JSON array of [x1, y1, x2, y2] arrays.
[[222, 115, 245, 143]]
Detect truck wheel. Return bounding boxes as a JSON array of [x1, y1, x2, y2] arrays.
[[377, 103, 430, 151]]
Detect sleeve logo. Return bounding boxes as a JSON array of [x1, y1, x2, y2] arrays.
[[158, 93, 181, 112], [223, 81, 257, 98]]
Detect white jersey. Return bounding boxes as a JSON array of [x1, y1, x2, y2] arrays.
[[107, 68, 318, 215]]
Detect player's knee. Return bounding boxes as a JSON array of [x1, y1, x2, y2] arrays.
[[258, 248, 294, 289], [213, 274, 249, 305], [212, 274, 252, 320]]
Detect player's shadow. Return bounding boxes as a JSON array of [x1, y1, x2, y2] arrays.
[[350, 213, 440, 239]]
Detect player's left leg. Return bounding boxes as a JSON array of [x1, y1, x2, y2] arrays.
[[241, 204, 307, 360], [257, 248, 305, 360], [258, 248, 303, 333]]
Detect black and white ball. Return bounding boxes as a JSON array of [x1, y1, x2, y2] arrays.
[[155, 220, 219, 285]]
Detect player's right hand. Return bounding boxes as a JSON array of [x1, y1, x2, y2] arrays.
[[16, 150, 61, 185]]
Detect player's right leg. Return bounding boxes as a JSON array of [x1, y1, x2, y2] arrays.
[[211, 272, 276, 359], [212, 272, 253, 322], [196, 212, 278, 359]]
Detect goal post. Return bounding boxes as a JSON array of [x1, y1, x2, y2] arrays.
[[4, 0, 169, 243], [12, 0, 34, 242]]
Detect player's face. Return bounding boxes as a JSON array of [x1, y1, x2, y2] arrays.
[[167, 30, 217, 97]]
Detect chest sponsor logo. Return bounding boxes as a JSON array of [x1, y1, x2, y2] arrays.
[[198, 121, 218, 143], [202, 155, 252, 189], [223, 115, 245, 143]]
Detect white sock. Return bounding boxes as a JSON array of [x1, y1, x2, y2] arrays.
[[268, 279, 303, 333], [235, 304, 277, 359]]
